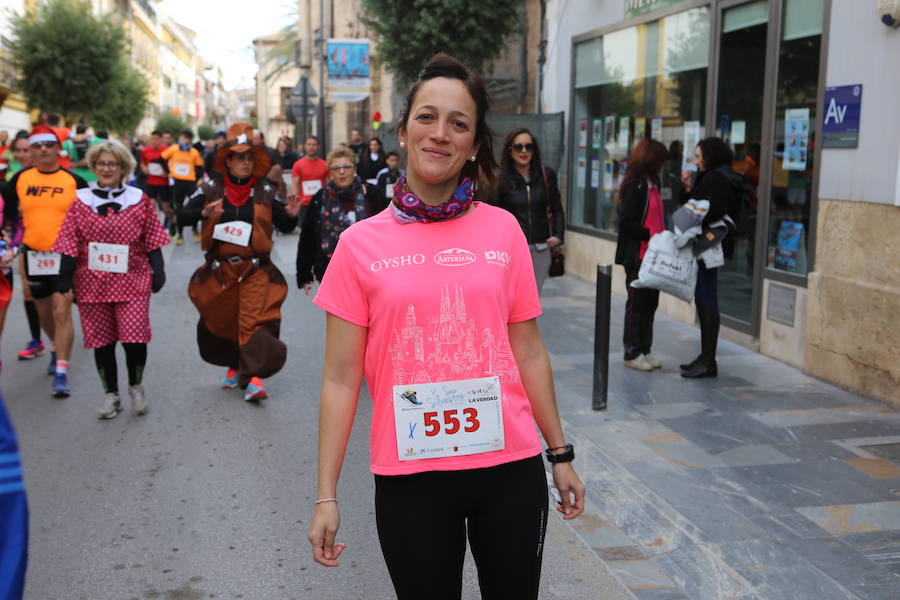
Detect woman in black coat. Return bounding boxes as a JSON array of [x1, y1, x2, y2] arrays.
[[357, 137, 386, 183], [678, 137, 744, 378], [494, 127, 565, 294], [296, 147, 386, 292], [614, 139, 669, 372]]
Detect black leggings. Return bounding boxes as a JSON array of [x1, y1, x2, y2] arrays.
[[374, 454, 548, 600], [94, 343, 147, 394], [172, 180, 197, 236], [624, 262, 659, 360]]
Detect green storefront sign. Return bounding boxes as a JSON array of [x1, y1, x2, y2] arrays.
[[625, 0, 689, 18]]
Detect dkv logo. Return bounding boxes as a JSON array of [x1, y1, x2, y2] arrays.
[[433, 248, 477, 267]]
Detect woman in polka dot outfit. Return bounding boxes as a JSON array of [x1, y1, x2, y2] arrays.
[[53, 140, 170, 419]]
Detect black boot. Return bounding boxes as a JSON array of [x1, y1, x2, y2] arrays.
[[680, 354, 703, 371], [682, 304, 719, 378]]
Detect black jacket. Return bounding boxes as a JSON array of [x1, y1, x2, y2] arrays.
[[680, 165, 745, 258], [296, 183, 387, 286], [358, 153, 386, 181], [614, 179, 653, 269], [494, 166, 565, 245]]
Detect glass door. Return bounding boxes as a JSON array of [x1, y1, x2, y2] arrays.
[[712, 0, 771, 326]]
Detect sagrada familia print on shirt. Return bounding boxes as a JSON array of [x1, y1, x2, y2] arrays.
[[389, 283, 520, 386]]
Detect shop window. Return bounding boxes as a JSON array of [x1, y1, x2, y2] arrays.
[[570, 7, 710, 234], [767, 0, 824, 275]]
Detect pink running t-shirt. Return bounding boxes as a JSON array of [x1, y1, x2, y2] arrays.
[[314, 202, 544, 475]]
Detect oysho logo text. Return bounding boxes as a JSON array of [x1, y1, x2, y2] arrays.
[[370, 254, 426, 271], [434, 248, 477, 267]]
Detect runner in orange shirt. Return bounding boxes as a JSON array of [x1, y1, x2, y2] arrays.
[[161, 129, 203, 244]]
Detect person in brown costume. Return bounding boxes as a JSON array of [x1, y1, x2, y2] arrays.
[[180, 122, 300, 402]]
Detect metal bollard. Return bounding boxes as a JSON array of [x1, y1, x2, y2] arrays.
[[592, 263, 612, 411]]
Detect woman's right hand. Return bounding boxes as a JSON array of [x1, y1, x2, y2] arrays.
[[680, 170, 693, 192], [308, 502, 345, 567]]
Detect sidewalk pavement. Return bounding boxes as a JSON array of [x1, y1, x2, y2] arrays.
[[539, 274, 900, 600]]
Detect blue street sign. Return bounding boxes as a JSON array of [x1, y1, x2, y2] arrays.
[[822, 84, 862, 148]]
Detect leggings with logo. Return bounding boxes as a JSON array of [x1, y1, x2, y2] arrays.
[[374, 454, 548, 600]]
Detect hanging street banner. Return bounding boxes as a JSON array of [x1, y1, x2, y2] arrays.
[[327, 38, 371, 102], [625, 0, 689, 18]]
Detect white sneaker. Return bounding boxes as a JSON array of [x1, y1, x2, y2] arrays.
[[97, 393, 122, 419], [643, 352, 662, 369], [624, 355, 653, 371], [129, 385, 148, 416]]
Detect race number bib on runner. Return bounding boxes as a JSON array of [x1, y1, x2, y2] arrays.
[[212, 221, 252, 246], [393, 376, 504, 461], [148, 163, 165, 176], [88, 243, 129, 274], [301, 180, 322, 196], [27, 251, 61, 276], [173, 163, 191, 177]]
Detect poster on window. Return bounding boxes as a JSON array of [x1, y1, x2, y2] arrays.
[[618, 116, 631, 152], [635, 118, 646, 142], [651, 116, 663, 141], [783, 108, 810, 171], [590, 158, 601, 189], [731, 121, 746, 145], [682, 121, 701, 171], [774, 221, 804, 271], [602, 159, 614, 191], [576, 157, 587, 188], [605, 116, 616, 149], [578, 118, 588, 149], [591, 119, 603, 150], [326, 38, 371, 101]]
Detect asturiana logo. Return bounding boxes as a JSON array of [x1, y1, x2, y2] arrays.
[[433, 248, 476, 267]]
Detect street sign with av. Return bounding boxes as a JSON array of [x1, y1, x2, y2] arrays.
[[822, 84, 863, 148]]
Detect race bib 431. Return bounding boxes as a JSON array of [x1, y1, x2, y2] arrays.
[[88, 243, 129, 273]]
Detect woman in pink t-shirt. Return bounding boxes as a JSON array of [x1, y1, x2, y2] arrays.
[[614, 139, 670, 372], [307, 54, 585, 599]]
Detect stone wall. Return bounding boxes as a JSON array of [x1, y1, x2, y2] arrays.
[[805, 198, 900, 408]]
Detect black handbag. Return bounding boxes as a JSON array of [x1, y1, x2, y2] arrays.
[[548, 249, 565, 277]]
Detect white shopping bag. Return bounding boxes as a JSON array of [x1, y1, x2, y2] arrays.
[[630, 230, 698, 302]]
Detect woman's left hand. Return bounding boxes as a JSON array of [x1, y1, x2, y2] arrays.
[[551, 462, 585, 520], [546, 236, 562, 249]]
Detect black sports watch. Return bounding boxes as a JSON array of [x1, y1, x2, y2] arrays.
[[545, 443, 575, 464]]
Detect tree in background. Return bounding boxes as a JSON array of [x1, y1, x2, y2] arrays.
[[360, 0, 526, 85], [155, 114, 188, 136], [92, 60, 149, 135], [6, 0, 148, 132], [197, 124, 215, 141]]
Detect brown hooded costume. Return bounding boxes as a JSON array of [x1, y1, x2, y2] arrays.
[[183, 122, 298, 379]]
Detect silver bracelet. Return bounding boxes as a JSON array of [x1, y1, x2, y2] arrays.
[[315, 498, 338, 505]]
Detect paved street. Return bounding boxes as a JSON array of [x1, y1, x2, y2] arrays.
[[1, 232, 630, 600]]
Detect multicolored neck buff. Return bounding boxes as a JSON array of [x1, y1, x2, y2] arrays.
[[390, 176, 474, 224]]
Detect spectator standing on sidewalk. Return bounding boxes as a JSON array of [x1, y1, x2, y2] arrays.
[[494, 127, 565, 295], [679, 137, 743, 378], [161, 129, 204, 244], [614, 139, 669, 372], [290, 136, 329, 207], [295, 147, 386, 293], [52, 141, 170, 419], [307, 53, 584, 599]]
